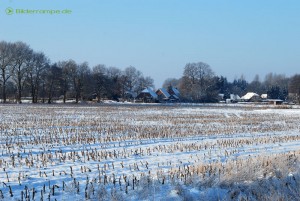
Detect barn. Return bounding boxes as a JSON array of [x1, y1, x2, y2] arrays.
[[136, 88, 158, 103], [156, 88, 171, 102]]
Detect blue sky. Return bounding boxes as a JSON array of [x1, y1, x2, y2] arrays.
[[1, 0, 300, 87]]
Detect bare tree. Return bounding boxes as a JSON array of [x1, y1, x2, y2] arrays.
[[26, 52, 49, 103], [118, 66, 143, 100], [162, 78, 180, 89], [264, 73, 288, 89], [178, 76, 193, 101], [45, 63, 62, 103], [136, 76, 154, 93], [106, 66, 121, 78], [180, 62, 216, 102], [0, 41, 14, 103], [123, 66, 142, 93], [11, 42, 33, 103], [183, 63, 198, 84], [246, 74, 262, 95], [69, 61, 90, 103], [79, 62, 92, 101], [57, 60, 78, 103], [106, 67, 122, 100], [288, 74, 300, 103], [92, 64, 108, 102]]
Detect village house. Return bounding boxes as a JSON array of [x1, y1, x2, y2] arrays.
[[155, 87, 180, 102], [168, 86, 180, 100], [240, 92, 261, 102], [136, 87, 158, 103], [156, 88, 171, 102]]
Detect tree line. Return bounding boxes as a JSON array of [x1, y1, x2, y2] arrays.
[[0, 41, 154, 103], [163, 62, 300, 103], [1, 40, 300, 104]]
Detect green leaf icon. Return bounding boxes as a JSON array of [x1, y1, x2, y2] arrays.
[[6, 7, 14, 15]]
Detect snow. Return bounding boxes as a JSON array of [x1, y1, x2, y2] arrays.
[[241, 92, 260, 100], [261, 94, 268, 99], [0, 104, 300, 200]]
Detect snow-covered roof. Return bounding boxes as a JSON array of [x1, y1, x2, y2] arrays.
[[141, 87, 158, 98], [157, 88, 171, 98], [261, 94, 268, 99], [171, 87, 180, 96], [241, 92, 260, 100], [171, 95, 179, 99]]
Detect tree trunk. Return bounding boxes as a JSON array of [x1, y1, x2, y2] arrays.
[[17, 81, 22, 103], [1, 69, 6, 103], [63, 91, 66, 103], [16, 70, 23, 103], [47, 81, 54, 104], [2, 82, 6, 103], [76, 90, 79, 103], [34, 90, 38, 103], [31, 84, 35, 103], [42, 83, 45, 103]]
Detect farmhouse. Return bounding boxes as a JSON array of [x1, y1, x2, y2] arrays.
[[156, 88, 171, 102], [136, 87, 158, 103], [155, 87, 180, 102], [167, 86, 180, 102], [168, 86, 180, 97], [241, 92, 261, 102]]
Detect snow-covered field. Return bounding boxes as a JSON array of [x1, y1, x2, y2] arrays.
[[1, 104, 300, 200]]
